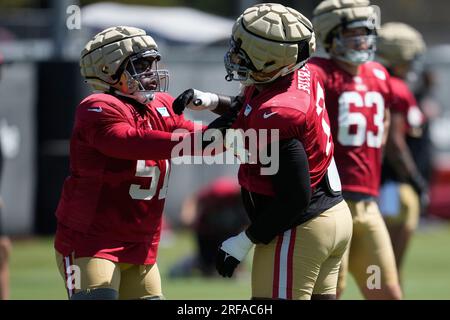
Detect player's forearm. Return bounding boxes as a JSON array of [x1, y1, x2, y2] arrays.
[[211, 95, 234, 115], [246, 139, 312, 244], [385, 113, 420, 180], [386, 134, 420, 180], [173, 89, 244, 116], [93, 127, 202, 160]]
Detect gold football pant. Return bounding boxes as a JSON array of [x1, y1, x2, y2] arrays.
[[383, 183, 420, 232], [337, 200, 399, 293], [252, 200, 353, 299], [55, 251, 162, 299]]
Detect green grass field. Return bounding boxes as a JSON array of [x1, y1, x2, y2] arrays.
[[9, 221, 450, 300]]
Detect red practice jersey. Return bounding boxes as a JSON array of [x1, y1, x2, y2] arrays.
[[389, 76, 425, 134], [232, 63, 335, 196], [309, 57, 392, 197], [55, 92, 195, 264]]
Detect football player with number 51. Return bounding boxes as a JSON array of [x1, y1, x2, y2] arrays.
[[53, 26, 215, 300]]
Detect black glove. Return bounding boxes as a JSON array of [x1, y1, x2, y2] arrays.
[[229, 95, 244, 111], [215, 248, 241, 278], [408, 173, 428, 197], [172, 89, 194, 115], [215, 231, 254, 278], [172, 89, 220, 115]]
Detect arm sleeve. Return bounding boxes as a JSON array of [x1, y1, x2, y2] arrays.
[[79, 101, 199, 160], [93, 125, 193, 160], [246, 138, 312, 244]]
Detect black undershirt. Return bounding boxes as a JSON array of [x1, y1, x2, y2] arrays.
[[241, 139, 343, 245]]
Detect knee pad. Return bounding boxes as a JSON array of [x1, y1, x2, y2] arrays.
[[70, 288, 119, 300]]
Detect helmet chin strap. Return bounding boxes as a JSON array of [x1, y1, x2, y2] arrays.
[[242, 60, 307, 86]]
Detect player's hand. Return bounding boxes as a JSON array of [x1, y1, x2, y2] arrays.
[[216, 231, 254, 278], [409, 174, 430, 210], [409, 174, 428, 197], [229, 95, 244, 111], [172, 89, 219, 115]]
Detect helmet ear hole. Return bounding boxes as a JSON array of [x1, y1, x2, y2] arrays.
[[296, 41, 311, 64]]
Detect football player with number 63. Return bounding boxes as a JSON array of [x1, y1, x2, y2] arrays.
[[309, 0, 402, 299]]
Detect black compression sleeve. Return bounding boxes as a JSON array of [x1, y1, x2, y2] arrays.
[[212, 95, 244, 115], [246, 139, 312, 244], [210, 95, 233, 115]]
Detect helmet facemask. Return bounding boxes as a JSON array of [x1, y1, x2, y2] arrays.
[[224, 3, 315, 86], [224, 38, 257, 84], [118, 49, 169, 104], [224, 38, 310, 86], [330, 20, 377, 66]]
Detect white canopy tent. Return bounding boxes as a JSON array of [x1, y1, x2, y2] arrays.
[[81, 2, 235, 46]]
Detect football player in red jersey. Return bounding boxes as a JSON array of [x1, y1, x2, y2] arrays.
[[173, 3, 353, 300], [53, 26, 233, 300], [310, 0, 402, 299], [376, 22, 427, 282]]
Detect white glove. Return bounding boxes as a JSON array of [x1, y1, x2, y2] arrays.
[[187, 89, 219, 111], [220, 231, 255, 262]]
